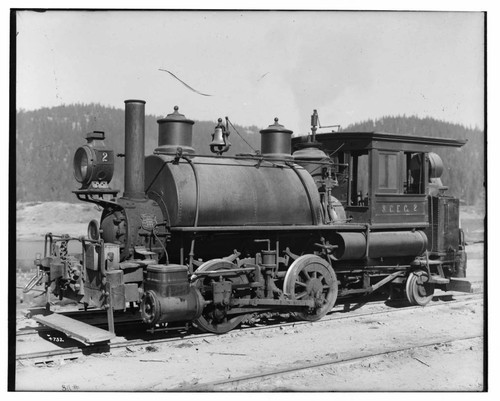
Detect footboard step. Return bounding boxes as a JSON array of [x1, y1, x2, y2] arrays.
[[446, 278, 473, 293], [34, 313, 115, 344]]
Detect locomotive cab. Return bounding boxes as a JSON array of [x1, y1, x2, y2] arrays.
[[302, 131, 465, 229], [293, 131, 469, 289]]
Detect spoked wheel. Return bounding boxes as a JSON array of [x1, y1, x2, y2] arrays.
[[193, 259, 250, 334], [405, 270, 435, 306], [283, 255, 338, 321]]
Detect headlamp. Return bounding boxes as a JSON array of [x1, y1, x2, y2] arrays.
[[73, 131, 114, 190]]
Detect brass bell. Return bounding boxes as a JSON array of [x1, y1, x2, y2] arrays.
[[210, 118, 231, 155], [210, 127, 226, 146]]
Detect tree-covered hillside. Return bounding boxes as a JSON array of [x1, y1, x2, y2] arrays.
[[342, 116, 484, 205], [15, 105, 484, 206], [16, 104, 260, 202]]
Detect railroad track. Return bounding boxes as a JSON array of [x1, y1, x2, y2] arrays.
[[16, 292, 483, 363], [175, 334, 483, 391], [16, 290, 481, 337]]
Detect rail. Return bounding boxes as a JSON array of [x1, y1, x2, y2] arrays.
[[16, 293, 483, 362]]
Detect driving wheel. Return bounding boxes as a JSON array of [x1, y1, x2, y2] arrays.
[[193, 259, 250, 334], [283, 254, 338, 321]]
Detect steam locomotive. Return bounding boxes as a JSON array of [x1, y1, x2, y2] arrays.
[[25, 99, 471, 343]]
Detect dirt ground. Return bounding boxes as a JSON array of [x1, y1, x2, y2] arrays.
[[16, 201, 102, 241], [13, 201, 487, 392], [15, 297, 484, 391]]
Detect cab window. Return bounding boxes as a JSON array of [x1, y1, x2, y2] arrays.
[[405, 152, 425, 194], [350, 151, 369, 206], [378, 152, 398, 192]]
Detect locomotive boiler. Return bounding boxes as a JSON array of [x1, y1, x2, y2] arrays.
[[25, 99, 471, 343]]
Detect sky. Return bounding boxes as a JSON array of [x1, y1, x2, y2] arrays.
[[15, 10, 485, 135]]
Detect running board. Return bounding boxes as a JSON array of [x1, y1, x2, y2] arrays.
[[34, 313, 115, 344]]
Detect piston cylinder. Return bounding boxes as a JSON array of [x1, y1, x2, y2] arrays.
[[141, 264, 204, 325], [331, 231, 428, 260]]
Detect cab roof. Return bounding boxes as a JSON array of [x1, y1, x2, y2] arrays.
[[292, 131, 467, 153]]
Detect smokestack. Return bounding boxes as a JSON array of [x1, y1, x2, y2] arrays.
[[124, 99, 146, 199]]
